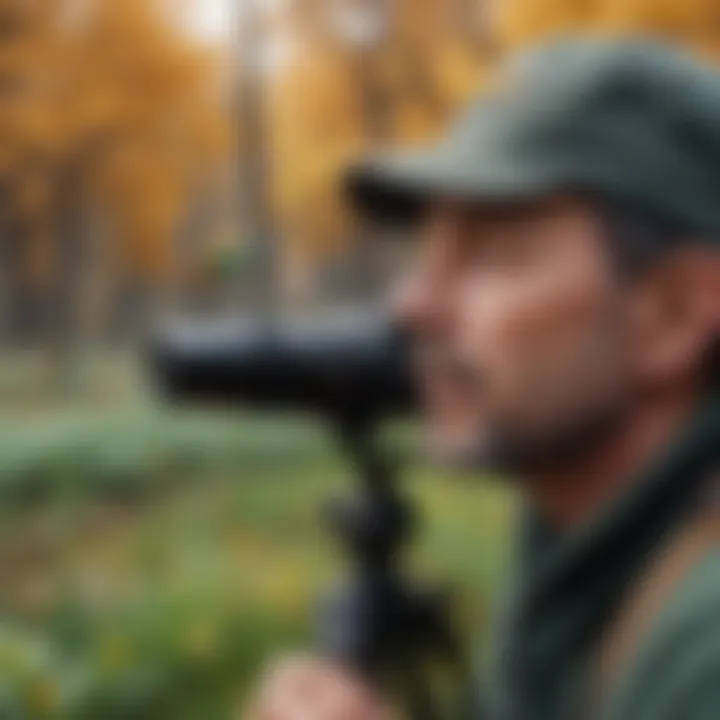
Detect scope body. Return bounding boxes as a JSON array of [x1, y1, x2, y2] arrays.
[[151, 313, 417, 425]]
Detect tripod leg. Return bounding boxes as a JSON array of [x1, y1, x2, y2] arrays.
[[402, 663, 437, 720], [320, 427, 465, 720]]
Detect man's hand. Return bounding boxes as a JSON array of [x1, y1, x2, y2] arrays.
[[245, 655, 396, 720]]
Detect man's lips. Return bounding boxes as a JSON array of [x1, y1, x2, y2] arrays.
[[414, 348, 483, 395]]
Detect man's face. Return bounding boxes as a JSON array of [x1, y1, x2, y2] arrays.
[[393, 197, 631, 472]]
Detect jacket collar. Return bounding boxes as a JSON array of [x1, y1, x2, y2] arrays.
[[500, 393, 720, 720]]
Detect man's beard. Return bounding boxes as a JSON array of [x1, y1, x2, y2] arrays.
[[427, 401, 628, 478], [416, 344, 629, 477]]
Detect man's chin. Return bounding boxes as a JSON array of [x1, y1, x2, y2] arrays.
[[425, 425, 503, 473], [424, 402, 629, 477]]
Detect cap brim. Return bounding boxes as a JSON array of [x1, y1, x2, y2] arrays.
[[345, 144, 565, 229]]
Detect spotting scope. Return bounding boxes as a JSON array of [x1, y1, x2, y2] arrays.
[[150, 311, 418, 425], [149, 312, 465, 719]]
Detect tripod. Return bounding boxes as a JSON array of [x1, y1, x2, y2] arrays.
[[317, 420, 466, 720]]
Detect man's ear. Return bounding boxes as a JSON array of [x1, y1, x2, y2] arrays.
[[627, 248, 720, 388]]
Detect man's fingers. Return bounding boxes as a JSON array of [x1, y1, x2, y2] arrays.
[[249, 655, 388, 720]]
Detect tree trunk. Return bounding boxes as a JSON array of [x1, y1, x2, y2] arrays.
[[46, 170, 105, 397], [237, 0, 276, 315]]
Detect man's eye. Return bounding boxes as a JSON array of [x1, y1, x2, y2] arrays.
[[468, 242, 530, 268]]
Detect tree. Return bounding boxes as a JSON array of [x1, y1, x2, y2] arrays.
[[0, 0, 230, 387], [495, 0, 720, 56], [264, 0, 490, 298]]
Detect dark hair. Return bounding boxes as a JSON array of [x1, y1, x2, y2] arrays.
[[597, 197, 684, 278], [597, 196, 719, 387], [706, 337, 720, 391]]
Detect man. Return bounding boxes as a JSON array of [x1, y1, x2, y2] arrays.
[[247, 38, 720, 720]]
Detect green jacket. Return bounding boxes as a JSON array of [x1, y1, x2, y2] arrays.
[[605, 548, 720, 720], [482, 394, 720, 720]]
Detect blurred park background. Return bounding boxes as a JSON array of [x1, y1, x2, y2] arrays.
[[2, 0, 720, 716]]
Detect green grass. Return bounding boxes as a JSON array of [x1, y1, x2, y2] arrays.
[[0, 360, 515, 718]]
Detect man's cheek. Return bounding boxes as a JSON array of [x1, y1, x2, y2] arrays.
[[504, 316, 618, 427], [454, 304, 515, 408], [455, 279, 527, 366]]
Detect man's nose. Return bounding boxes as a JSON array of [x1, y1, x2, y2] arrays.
[[391, 271, 449, 333]]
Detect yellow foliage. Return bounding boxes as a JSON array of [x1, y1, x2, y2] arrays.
[[495, 0, 720, 56], [269, 41, 365, 250], [495, 0, 604, 49], [12, 0, 718, 270], [267, 0, 491, 254], [598, 0, 720, 56], [0, 0, 230, 274]]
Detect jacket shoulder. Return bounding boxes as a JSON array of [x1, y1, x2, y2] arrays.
[[604, 547, 720, 720]]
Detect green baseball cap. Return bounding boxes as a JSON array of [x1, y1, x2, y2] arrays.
[[345, 38, 720, 242]]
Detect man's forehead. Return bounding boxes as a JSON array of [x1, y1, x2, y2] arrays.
[[413, 196, 608, 276], [424, 195, 597, 228]]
